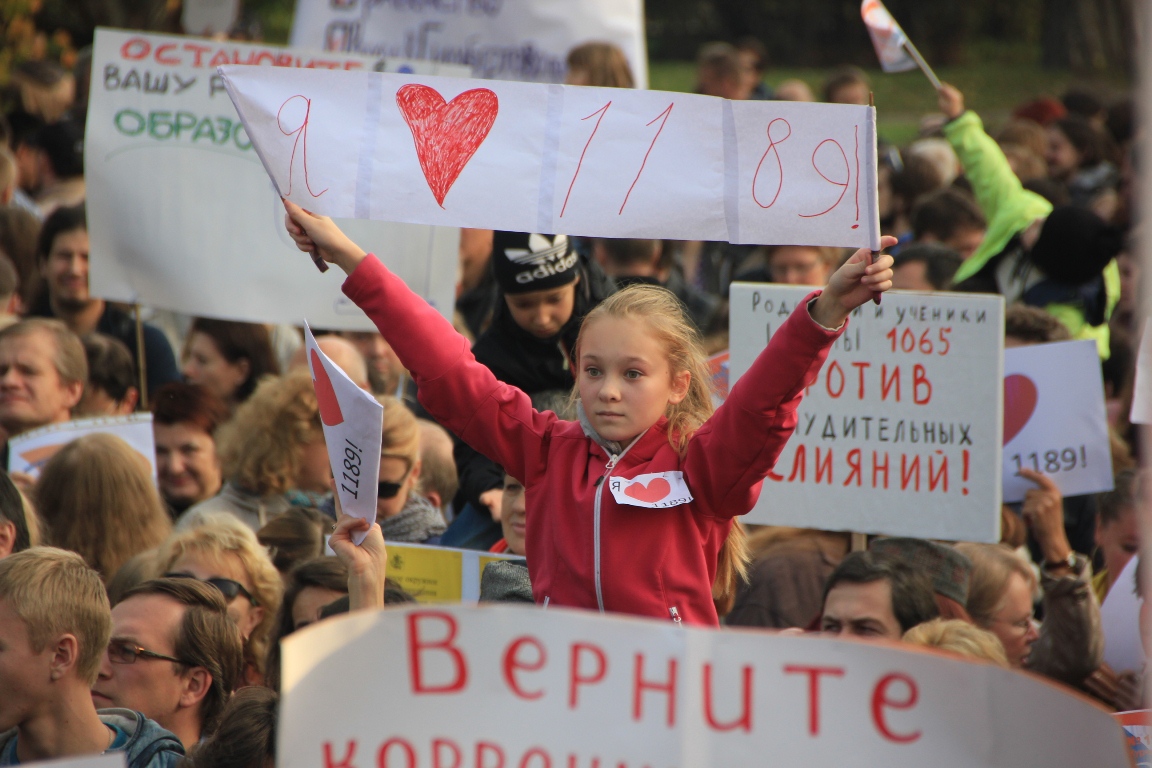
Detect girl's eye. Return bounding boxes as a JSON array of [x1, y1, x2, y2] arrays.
[[625, 370, 642, 379], [585, 367, 601, 377]]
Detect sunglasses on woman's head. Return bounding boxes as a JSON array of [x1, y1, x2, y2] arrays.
[[163, 572, 259, 606], [378, 480, 404, 499]]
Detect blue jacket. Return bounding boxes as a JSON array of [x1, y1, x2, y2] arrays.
[[0, 709, 184, 768]]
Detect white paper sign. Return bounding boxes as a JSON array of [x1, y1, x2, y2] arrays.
[[8, 413, 156, 480], [85, 28, 463, 329], [289, 0, 648, 87], [608, 471, 694, 509], [280, 605, 1129, 768], [730, 286, 1004, 542], [305, 324, 382, 544], [1131, 318, 1152, 424], [1101, 555, 1145, 674], [23, 753, 126, 768], [219, 65, 882, 248], [1001, 340, 1113, 503]]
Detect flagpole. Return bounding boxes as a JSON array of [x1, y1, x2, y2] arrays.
[[901, 39, 942, 90]]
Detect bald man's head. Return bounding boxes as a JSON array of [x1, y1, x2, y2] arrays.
[[288, 335, 370, 390]]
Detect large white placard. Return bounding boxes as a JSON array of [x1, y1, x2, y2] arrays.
[[85, 28, 463, 329], [730, 286, 1004, 542], [1001, 340, 1113, 503], [219, 65, 881, 248], [281, 605, 1128, 767], [289, 0, 648, 87], [8, 413, 156, 480]]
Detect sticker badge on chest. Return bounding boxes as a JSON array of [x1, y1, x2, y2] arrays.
[[608, 471, 694, 509]]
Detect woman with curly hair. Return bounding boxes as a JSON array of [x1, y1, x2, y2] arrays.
[[180, 371, 332, 530]]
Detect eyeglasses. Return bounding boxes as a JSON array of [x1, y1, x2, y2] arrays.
[[164, 572, 259, 606], [378, 480, 404, 499], [107, 639, 186, 666]]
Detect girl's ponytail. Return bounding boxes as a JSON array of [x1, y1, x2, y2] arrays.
[[713, 520, 751, 616]]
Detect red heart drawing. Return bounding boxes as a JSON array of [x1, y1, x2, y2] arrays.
[[396, 84, 499, 207], [625, 478, 672, 504], [1003, 373, 1038, 445], [310, 349, 344, 427]]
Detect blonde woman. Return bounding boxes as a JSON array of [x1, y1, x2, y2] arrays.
[[156, 511, 283, 686], [36, 434, 171, 581], [374, 395, 445, 543]]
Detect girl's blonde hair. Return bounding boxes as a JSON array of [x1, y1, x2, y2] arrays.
[[36, 434, 172, 581], [217, 372, 323, 496], [574, 283, 749, 591]]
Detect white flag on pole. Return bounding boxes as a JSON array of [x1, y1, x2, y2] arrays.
[[861, 0, 917, 73]]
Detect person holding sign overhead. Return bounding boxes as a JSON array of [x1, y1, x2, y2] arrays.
[[283, 201, 895, 626]]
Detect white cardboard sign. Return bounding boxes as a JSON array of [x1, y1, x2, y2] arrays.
[[289, 0, 648, 87], [219, 65, 882, 248], [1001, 340, 1113, 503], [305, 324, 382, 544], [730, 286, 1004, 542], [1101, 555, 1145, 674], [280, 604, 1129, 767], [22, 753, 126, 768], [8, 413, 156, 480], [85, 28, 463, 329], [1130, 318, 1152, 424]]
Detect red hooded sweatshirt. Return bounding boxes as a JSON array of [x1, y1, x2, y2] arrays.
[[344, 256, 842, 626]]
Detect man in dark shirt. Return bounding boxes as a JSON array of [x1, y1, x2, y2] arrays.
[[29, 203, 179, 397]]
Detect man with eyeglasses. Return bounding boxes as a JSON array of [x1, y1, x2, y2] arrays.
[[0, 548, 184, 768], [92, 578, 244, 749]]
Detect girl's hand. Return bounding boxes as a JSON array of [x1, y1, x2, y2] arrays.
[[810, 236, 897, 329], [283, 199, 368, 275], [937, 83, 965, 121]]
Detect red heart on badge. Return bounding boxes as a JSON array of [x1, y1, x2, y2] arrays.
[[625, 478, 672, 504], [310, 349, 344, 427], [396, 84, 499, 207], [1002, 373, 1038, 445]]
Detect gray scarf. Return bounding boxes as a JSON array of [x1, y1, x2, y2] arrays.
[[379, 493, 447, 543]]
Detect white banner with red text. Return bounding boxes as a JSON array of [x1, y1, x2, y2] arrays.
[[280, 605, 1128, 768], [219, 65, 882, 248]]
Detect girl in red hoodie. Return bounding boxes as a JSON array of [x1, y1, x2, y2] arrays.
[[286, 200, 895, 626]]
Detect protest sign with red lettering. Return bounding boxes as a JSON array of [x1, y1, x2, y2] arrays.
[[305, 324, 381, 544], [1001, 340, 1113, 503], [730, 285, 1004, 542], [280, 605, 1128, 767], [86, 28, 465, 329], [290, 0, 647, 87], [219, 65, 881, 249]]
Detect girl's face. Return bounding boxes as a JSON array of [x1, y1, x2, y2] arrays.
[[504, 281, 577, 339], [183, 332, 248, 403], [577, 315, 689, 444]]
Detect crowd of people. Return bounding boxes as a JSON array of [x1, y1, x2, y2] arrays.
[[0, 30, 1144, 768]]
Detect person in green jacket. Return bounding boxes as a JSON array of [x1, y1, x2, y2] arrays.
[[937, 84, 1122, 358]]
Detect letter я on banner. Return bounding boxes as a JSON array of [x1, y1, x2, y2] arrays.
[[305, 322, 383, 544]]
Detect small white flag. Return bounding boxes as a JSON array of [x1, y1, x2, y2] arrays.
[[305, 323, 383, 544], [861, 0, 917, 73]]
